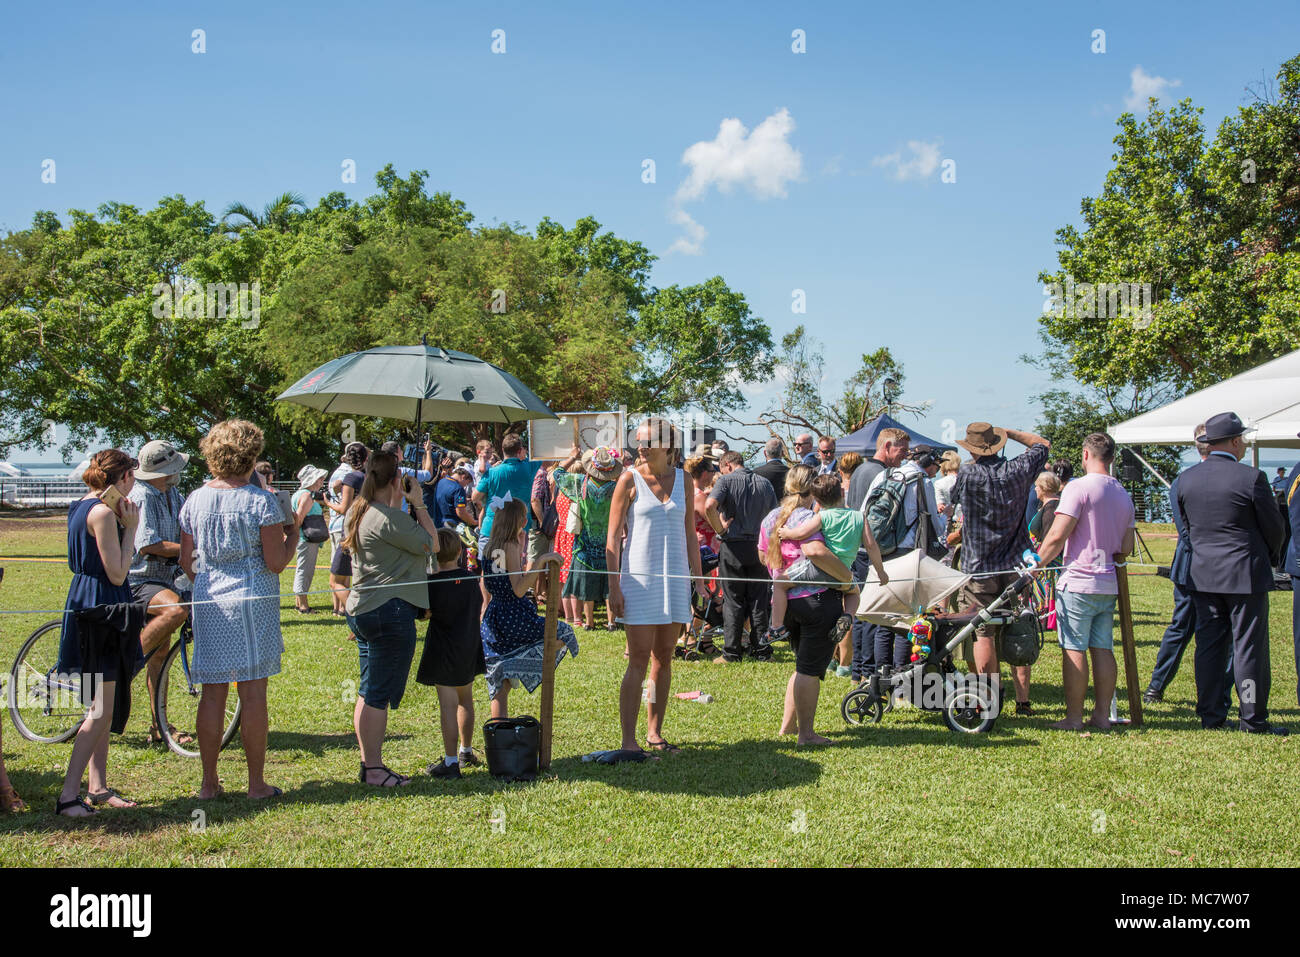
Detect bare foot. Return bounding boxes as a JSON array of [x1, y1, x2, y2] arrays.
[[1049, 719, 1085, 731], [197, 782, 224, 799], [797, 733, 834, 746], [777, 725, 796, 736], [1086, 716, 1113, 731]]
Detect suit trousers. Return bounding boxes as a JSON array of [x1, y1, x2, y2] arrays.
[[717, 539, 770, 661], [1148, 581, 1232, 710], [1190, 590, 1271, 731], [1293, 578, 1300, 707]]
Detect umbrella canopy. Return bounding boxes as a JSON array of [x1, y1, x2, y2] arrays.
[[835, 413, 956, 456], [276, 344, 557, 425], [856, 550, 970, 627]]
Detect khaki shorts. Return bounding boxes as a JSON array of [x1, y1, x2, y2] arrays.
[[959, 572, 1018, 641], [528, 530, 553, 568]]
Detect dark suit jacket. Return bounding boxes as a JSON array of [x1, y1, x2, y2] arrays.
[[1286, 462, 1300, 578], [1167, 474, 1190, 587], [753, 460, 788, 499], [1175, 452, 1285, 594]]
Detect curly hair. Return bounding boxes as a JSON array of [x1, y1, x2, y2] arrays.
[[200, 420, 265, 480]]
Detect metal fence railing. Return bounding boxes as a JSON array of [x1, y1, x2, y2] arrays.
[[0, 477, 87, 509]]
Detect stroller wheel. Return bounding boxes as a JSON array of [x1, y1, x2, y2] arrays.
[[841, 687, 883, 726], [942, 686, 998, 734]]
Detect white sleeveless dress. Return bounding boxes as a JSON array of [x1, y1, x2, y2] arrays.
[[620, 467, 692, 625]]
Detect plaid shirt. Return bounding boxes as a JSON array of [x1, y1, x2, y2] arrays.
[[950, 444, 1049, 574], [128, 481, 185, 587]]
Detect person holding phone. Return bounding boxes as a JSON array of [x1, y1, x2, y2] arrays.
[[54, 449, 143, 817], [180, 420, 298, 801]]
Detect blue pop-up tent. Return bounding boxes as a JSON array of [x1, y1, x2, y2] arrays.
[[835, 413, 956, 456]]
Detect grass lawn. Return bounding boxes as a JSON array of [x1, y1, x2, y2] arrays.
[[1, 516, 1296, 867]]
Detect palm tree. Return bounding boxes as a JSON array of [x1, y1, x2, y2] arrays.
[[221, 192, 307, 234]]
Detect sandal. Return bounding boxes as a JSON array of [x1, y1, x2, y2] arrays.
[[645, 738, 683, 754], [0, 784, 26, 813], [359, 762, 410, 788], [55, 795, 97, 818], [88, 788, 138, 808], [149, 724, 195, 746]]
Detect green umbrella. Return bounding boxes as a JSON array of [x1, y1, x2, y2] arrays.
[[275, 343, 557, 426]]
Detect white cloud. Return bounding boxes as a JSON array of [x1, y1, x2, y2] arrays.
[[871, 140, 942, 182], [1124, 65, 1181, 111], [666, 108, 803, 254], [674, 108, 804, 203], [665, 208, 707, 256]]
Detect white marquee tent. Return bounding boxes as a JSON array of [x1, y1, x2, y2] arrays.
[[1109, 348, 1300, 456]]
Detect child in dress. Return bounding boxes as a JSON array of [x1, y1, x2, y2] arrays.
[[480, 500, 578, 719], [415, 529, 485, 779], [769, 474, 887, 644]]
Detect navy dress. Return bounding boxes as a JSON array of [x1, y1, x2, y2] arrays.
[[58, 497, 140, 680], [480, 570, 578, 699]]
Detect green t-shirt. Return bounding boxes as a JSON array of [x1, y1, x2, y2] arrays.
[[817, 506, 863, 567]]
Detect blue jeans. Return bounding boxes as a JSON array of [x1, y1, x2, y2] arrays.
[[347, 597, 418, 710], [1056, 586, 1116, 651]]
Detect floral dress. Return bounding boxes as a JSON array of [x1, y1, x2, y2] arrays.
[[553, 468, 616, 601]]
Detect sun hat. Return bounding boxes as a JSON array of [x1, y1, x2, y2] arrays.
[[586, 446, 622, 480], [135, 440, 189, 480], [297, 464, 329, 488], [955, 422, 1008, 457]]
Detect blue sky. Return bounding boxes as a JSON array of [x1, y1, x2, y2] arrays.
[[3, 0, 1298, 463]]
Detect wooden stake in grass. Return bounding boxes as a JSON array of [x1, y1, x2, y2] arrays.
[[539, 556, 561, 769], [1114, 554, 1143, 726]]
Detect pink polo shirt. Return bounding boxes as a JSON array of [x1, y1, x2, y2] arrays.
[[1054, 472, 1136, 595]]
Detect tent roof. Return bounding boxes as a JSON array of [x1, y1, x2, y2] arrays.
[[1109, 349, 1300, 448], [835, 413, 956, 455]]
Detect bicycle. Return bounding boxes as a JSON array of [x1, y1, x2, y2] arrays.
[[7, 600, 242, 758]]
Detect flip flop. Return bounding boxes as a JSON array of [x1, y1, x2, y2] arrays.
[[645, 739, 683, 754], [584, 749, 651, 764]]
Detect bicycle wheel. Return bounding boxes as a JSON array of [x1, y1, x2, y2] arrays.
[[8, 619, 87, 744], [155, 637, 242, 758]]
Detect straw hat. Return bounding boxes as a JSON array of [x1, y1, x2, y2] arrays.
[[586, 446, 622, 480]]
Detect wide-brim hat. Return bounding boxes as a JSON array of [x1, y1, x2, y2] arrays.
[[135, 440, 189, 480], [297, 464, 329, 488], [955, 422, 1008, 457], [586, 446, 622, 480], [1201, 411, 1253, 444]]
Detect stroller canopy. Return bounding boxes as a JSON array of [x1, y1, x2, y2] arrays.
[[856, 550, 971, 627]]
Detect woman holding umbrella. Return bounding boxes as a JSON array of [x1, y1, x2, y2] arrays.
[[606, 418, 708, 756]]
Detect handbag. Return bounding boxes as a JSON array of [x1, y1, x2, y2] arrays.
[[300, 512, 329, 544], [564, 477, 588, 536]]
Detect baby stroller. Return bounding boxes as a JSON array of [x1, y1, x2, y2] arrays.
[[677, 544, 723, 661], [841, 551, 1043, 734]]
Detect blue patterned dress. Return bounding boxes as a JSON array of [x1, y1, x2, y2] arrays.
[[179, 483, 286, 684], [481, 571, 578, 699]]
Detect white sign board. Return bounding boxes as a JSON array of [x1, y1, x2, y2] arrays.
[[528, 410, 624, 461]]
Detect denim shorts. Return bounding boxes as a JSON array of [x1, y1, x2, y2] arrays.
[[347, 597, 419, 710], [1056, 586, 1116, 652]]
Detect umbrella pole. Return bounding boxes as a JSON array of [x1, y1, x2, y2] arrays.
[[539, 557, 561, 769]]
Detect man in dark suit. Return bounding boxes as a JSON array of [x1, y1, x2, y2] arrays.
[[1175, 412, 1287, 733], [1144, 425, 1233, 705], [753, 438, 789, 498], [1284, 450, 1300, 707]]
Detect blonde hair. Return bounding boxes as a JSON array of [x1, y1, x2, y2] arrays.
[[1035, 471, 1062, 497], [878, 427, 909, 448], [939, 451, 961, 475], [486, 499, 528, 568], [765, 464, 816, 569], [837, 452, 863, 477], [200, 420, 264, 480]]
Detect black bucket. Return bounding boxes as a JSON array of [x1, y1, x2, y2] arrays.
[[483, 715, 541, 781]]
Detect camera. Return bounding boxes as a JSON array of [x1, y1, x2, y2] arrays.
[[311, 490, 325, 502]]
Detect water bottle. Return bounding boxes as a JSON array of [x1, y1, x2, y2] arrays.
[[694, 693, 714, 704]]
